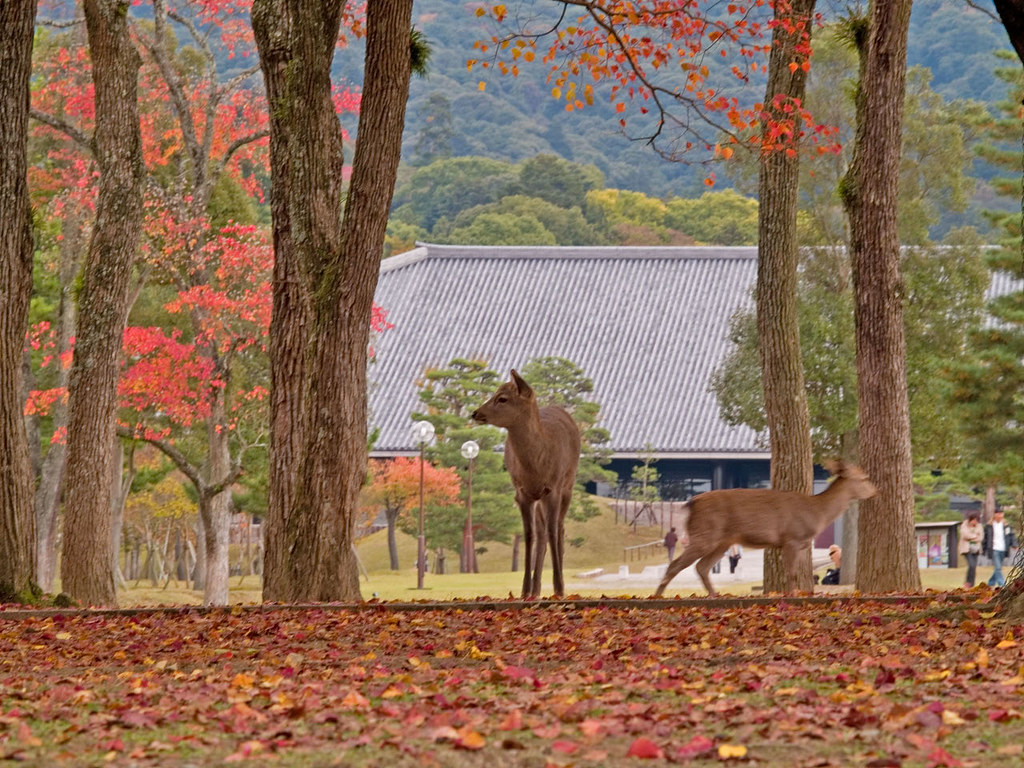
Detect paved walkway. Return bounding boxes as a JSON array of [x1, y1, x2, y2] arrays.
[[568, 547, 837, 594]]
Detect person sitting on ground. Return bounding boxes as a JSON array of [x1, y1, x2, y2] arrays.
[[821, 545, 841, 585]]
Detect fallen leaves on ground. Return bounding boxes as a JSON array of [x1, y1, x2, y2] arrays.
[[2, 593, 1024, 766]]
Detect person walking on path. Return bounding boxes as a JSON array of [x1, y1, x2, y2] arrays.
[[958, 512, 984, 588], [664, 528, 679, 561], [984, 508, 1017, 588]]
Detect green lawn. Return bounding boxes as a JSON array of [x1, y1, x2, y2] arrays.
[[102, 497, 990, 606]]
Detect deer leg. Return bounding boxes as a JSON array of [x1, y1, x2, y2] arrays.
[[545, 495, 566, 598], [694, 543, 731, 597], [654, 543, 707, 597], [531, 502, 548, 597], [518, 498, 535, 599]]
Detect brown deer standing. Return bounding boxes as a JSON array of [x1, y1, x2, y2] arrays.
[[654, 461, 876, 597], [471, 370, 580, 598]]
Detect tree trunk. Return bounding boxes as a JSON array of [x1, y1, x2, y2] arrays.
[[0, 0, 39, 602], [62, 0, 145, 607], [33, 208, 81, 591], [993, 0, 1024, 65], [201, 397, 233, 605], [386, 509, 400, 570], [757, 0, 816, 593], [256, 0, 415, 602], [842, 1, 921, 593], [252, 0, 311, 602]]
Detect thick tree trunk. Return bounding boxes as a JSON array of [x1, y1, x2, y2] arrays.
[[62, 0, 145, 607], [256, 0, 414, 602], [842, 0, 921, 593], [0, 0, 38, 602], [252, 0, 311, 602], [757, 0, 816, 593]]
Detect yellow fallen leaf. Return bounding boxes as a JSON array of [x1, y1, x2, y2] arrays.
[[719, 744, 747, 759], [942, 710, 966, 725]]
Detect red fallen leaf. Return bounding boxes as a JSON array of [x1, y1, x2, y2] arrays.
[[676, 734, 715, 760], [533, 723, 561, 739], [626, 737, 664, 759], [552, 740, 580, 755], [578, 719, 605, 739], [501, 665, 538, 683], [497, 710, 523, 731], [926, 747, 963, 768], [455, 729, 486, 750]]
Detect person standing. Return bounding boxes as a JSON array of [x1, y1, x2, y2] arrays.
[[984, 508, 1017, 588], [958, 512, 984, 588], [664, 527, 679, 561], [727, 544, 742, 575]]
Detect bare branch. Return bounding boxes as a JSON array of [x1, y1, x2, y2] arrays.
[[36, 17, 83, 29], [29, 109, 92, 152]]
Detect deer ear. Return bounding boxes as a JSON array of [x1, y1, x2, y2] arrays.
[[822, 459, 840, 475], [510, 369, 533, 399]]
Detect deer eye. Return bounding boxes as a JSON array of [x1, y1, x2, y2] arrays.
[[496, 396, 508, 404]]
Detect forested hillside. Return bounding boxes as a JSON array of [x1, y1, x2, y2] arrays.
[[336, 0, 1013, 198]]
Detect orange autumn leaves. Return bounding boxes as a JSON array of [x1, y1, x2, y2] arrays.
[[2, 597, 1024, 765]]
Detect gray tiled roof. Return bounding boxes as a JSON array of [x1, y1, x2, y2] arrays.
[[369, 244, 766, 458]]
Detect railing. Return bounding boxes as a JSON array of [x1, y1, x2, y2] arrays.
[[623, 540, 664, 562]]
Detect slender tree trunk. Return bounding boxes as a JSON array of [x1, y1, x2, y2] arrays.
[[62, 0, 145, 607], [33, 210, 81, 591], [842, 1, 921, 593], [202, 396, 233, 605], [757, 0, 816, 593], [386, 510, 400, 570], [0, 0, 38, 602], [256, 0, 415, 601]]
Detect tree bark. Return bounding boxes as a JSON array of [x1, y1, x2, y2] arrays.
[[842, 1, 921, 593], [252, 0, 311, 602], [993, 0, 1024, 65], [255, 0, 414, 602], [0, 0, 39, 602], [34, 208, 82, 591], [757, 0, 816, 593], [62, 0, 145, 607]]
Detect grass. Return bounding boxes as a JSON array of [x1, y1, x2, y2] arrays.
[[97, 497, 993, 606]]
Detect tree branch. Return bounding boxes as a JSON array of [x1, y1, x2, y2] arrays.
[[29, 108, 93, 153]]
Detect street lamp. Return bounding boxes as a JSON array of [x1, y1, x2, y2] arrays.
[[412, 420, 435, 589], [460, 440, 479, 573]]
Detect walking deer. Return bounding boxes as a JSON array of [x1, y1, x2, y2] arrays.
[[654, 461, 876, 597], [471, 370, 580, 598]]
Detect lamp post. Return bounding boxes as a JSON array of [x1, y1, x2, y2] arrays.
[[412, 420, 435, 589], [460, 440, 479, 573]]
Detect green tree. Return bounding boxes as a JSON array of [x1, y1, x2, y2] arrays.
[[519, 356, 616, 522], [712, 233, 988, 467], [664, 189, 759, 245], [391, 156, 518, 232], [411, 359, 519, 563], [445, 211, 557, 246], [947, 59, 1024, 525], [629, 447, 661, 506], [510, 154, 604, 212], [411, 92, 454, 167], [447, 195, 606, 246]]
